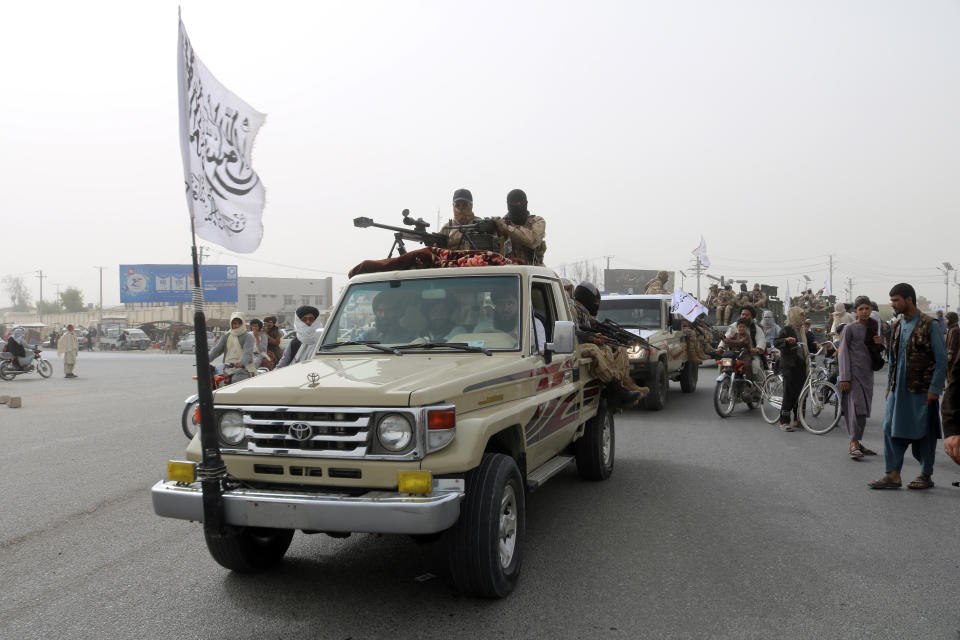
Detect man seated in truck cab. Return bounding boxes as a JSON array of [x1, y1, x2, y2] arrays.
[[476, 288, 543, 351], [420, 295, 468, 342], [359, 290, 417, 344]]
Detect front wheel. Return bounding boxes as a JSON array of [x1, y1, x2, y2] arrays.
[[679, 360, 698, 393], [204, 526, 294, 572], [760, 374, 783, 424], [798, 380, 842, 435], [575, 405, 615, 480], [181, 400, 200, 439], [713, 376, 736, 417], [644, 362, 668, 411], [447, 453, 525, 598], [36, 359, 53, 378]]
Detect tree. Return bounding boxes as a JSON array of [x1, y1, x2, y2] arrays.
[[60, 287, 86, 312], [38, 299, 62, 314], [1, 276, 32, 311]]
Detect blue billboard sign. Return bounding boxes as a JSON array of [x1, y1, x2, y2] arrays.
[[119, 264, 238, 303]]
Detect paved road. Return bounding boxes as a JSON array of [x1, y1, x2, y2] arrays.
[[1, 354, 958, 639]]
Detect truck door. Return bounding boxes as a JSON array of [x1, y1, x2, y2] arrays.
[[524, 278, 582, 471]]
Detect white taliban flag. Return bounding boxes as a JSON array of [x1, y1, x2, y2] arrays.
[[822, 280, 832, 296], [178, 18, 265, 253], [671, 288, 709, 322], [692, 236, 710, 268]]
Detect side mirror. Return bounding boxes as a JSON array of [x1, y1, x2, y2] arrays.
[[545, 321, 575, 360]]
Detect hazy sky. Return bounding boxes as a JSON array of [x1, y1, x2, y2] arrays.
[[3, 1, 958, 310]]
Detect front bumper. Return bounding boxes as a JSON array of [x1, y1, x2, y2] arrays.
[[151, 480, 464, 534]]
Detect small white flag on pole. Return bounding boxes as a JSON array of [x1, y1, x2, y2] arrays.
[[822, 280, 832, 296], [691, 236, 710, 268], [785, 280, 791, 313], [178, 18, 266, 253]]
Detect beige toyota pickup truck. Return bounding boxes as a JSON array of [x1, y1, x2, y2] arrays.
[[153, 265, 614, 598]]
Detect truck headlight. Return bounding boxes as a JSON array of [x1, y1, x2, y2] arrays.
[[377, 413, 413, 451], [628, 345, 649, 360], [218, 410, 245, 445]]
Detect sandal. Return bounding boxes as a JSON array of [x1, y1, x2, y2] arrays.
[[779, 423, 794, 432], [868, 474, 902, 490], [907, 474, 934, 490], [848, 443, 864, 459], [860, 446, 877, 456]]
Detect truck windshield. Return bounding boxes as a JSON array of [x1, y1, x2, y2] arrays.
[[599, 298, 661, 330], [320, 275, 522, 352]]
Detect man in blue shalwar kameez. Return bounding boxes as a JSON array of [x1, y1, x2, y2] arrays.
[[869, 283, 947, 490]]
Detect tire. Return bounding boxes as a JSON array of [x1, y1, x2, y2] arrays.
[[181, 400, 200, 439], [575, 405, 615, 481], [643, 361, 668, 411], [204, 526, 294, 572], [799, 380, 842, 435], [713, 377, 736, 418], [447, 453, 525, 598], [679, 361, 698, 393], [36, 359, 53, 378], [760, 374, 783, 424], [0, 362, 14, 381]]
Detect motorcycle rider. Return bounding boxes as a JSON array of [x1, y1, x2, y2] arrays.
[[208, 312, 255, 382], [724, 305, 766, 392], [5, 327, 32, 370]]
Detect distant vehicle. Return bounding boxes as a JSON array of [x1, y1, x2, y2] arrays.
[[99, 326, 151, 350], [177, 331, 216, 354]]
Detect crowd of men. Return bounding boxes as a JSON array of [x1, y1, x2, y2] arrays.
[[703, 283, 771, 325]]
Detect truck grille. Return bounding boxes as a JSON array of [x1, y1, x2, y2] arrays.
[[242, 407, 373, 458]]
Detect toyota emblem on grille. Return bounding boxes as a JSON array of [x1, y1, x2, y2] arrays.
[[307, 372, 320, 385], [289, 422, 313, 441]]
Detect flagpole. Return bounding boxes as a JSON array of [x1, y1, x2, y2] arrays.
[[190, 220, 227, 537]]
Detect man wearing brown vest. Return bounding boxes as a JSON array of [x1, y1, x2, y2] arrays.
[[869, 283, 948, 490]]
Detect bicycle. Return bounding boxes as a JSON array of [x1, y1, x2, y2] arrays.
[[759, 343, 842, 434]]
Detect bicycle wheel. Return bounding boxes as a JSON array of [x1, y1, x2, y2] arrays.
[[760, 373, 783, 424], [798, 380, 841, 435]]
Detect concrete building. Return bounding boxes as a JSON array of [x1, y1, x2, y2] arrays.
[[238, 277, 334, 324]]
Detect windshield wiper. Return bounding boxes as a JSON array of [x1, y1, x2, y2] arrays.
[[319, 340, 403, 355], [392, 342, 493, 356]]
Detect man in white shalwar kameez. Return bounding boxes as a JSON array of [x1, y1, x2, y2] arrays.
[[57, 324, 79, 378]]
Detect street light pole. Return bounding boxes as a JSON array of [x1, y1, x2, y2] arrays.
[[939, 262, 954, 312], [94, 266, 106, 329]]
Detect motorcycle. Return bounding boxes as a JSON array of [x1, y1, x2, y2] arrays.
[[0, 346, 53, 380], [181, 363, 268, 438], [713, 349, 763, 417]]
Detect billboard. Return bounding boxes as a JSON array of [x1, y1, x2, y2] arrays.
[[604, 269, 675, 294], [119, 264, 238, 303]]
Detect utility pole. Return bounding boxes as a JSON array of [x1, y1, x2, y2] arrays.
[[94, 266, 107, 329], [846, 277, 854, 303], [198, 245, 210, 265], [938, 262, 954, 312], [36, 270, 46, 322]]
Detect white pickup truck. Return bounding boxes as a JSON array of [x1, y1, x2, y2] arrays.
[[599, 294, 699, 410]]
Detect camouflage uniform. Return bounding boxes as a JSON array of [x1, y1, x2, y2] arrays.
[[704, 286, 719, 311], [716, 288, 735, 325], [749, 284, 767, 308], [498, 215, 546, 266], [682, 321, 711, 363], [644, 271, 669, 294], [439, 214, 478, 251], [573, 300, 647, 396]]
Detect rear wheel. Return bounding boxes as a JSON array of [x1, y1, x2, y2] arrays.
[[36, 359, 53, 378], [447, 453, 525, 598], [799, 380, 841, 435], [760, 374, 783, 424], [204, 526, 294, 572], [679, 361, 698, 393], [713, 377, 736, 417], [644, 362, 668, 411], [575, 405, 615, 480], [0, 362, 15, 381]]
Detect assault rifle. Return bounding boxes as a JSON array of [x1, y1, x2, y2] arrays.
[[354, 210, 448, 258], [593, 319, 652, 349], [445, 218, 500, 251]]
